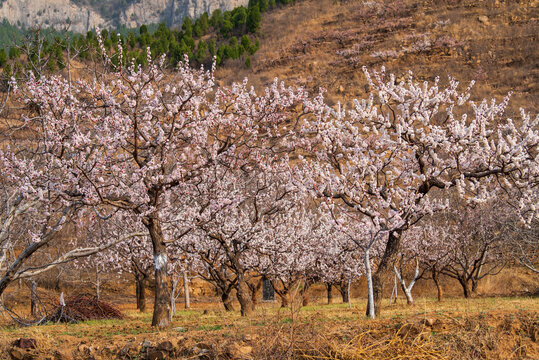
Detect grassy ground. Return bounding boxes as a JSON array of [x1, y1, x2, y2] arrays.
[[0, 296, 537, 359]]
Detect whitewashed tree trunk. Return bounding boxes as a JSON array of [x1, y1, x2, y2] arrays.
[[183, 271, 190, 309], [170, 274, 179, 322], [389, 274, 398, 305], [347, 279, 351, 309], [364, 249, 375, 319], [393, 259, 420, 306]]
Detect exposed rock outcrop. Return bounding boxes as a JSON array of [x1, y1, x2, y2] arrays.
[[0, 0, 109, 33], [0, 0, 249, 33]]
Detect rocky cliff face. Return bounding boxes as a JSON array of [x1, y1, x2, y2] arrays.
[[0, 0, 249, 33], [119, 0, 250, 29], [0, 0, 108, 33]]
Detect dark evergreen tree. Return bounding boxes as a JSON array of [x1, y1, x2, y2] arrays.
[[247, 5, 262, 33], [194, 40, 207, 64], [232, 7, 248, 28], [210, 9, 224, 28], [182, 17, 193, 38], [208, 38, 216, 56], [0, 49, 7, 67]]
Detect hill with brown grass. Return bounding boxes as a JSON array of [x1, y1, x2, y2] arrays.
[[217, 0, 538, 115]]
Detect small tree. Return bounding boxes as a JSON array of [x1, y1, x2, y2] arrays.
[[439, 200, 513, 298], [247, 5, 262, 33]]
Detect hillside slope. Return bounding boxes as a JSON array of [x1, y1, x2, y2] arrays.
[[218, 0, 538, 114], [0, 0, 249, 33]]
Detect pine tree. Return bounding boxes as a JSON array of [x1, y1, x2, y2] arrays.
[[247, 5, 262, 33], [0, 49, 7, 67], [195, 40, 207, 64]]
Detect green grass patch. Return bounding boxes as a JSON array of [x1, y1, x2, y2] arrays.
[[196, 324, 224, 331]]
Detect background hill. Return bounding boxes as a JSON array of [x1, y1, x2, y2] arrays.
[[217, 0, 538, 115]]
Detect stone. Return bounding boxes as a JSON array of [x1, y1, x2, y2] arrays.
[[191, 346, 212, 359], [142, 340, 152, 348], [12, 339, 37, 350], [477, 15, 489, 24], [198, 343, 214, 351], [53, 350, 72, 360], [9, 348, 25, 360], [420, 318, 435, 327], [147, 349, 166, 360], [242, 334, 258, 342], [157, 341, 174, 353], [227, 343, 253, 359], [173, 326, 187, 333], [100, 347, 112, 358], [119, 341, 138, 356]]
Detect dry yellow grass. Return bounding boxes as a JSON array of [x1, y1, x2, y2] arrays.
[[0, 296, 537, 359]]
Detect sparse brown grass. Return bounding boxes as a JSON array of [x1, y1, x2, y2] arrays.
[[0, 296, 537, 359], [217, 0, 538, 115]]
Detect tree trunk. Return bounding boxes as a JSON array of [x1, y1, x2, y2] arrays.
[[250, 278, 263, 307], [300, 280, 311, 307], [221, 289, 234, 311], [472, 262, 483, 293], [183, 271, 190, 309], [30, 280, 38, 316], [389, 274, 398, 305], [278, 290, 289, 308], [326, 283, 333, 304], [170, 274, 178, 321], [432, 268, 443, 302], [236, 276, 254, 316], [302, 293, 309, 306], [136, 276, 146, 312], [402, 288, 414, 305], [347, 279, 352, 309], [0, 239, 52, 298], [369, 230, 401, 317], [394, 263, 419, 306], [135, 276, 140, 308], [471, 276, 480, 294], [458, 276, 472, 298], [146, 217, 170, 328], [339, 281, 350, 304], [364, 248, 375, 319], [271, 280, 290, 308], [95, 267, 100, 301]]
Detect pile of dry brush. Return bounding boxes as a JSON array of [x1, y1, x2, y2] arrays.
[[43, 293, 124, 323]]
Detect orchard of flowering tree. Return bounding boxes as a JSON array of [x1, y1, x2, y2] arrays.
[[0, 32, 537, 332]]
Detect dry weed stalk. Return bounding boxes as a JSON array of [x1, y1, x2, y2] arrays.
[[298, 323, 445, 360]]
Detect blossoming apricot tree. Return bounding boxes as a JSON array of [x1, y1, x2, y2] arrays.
[[298, 67, 538, 317]]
